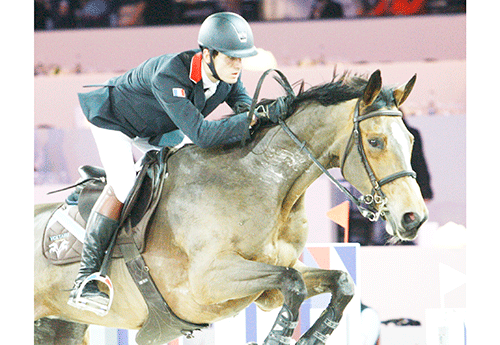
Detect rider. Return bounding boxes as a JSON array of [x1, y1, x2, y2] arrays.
[[68, 12, 262, 312]]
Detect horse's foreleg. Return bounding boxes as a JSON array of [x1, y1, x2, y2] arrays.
[[261, 267, 307, 345], [190, 254, 307, 345], [293, 264, 355, 345]]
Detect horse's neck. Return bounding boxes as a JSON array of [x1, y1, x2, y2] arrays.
[[252, 100, 355, 211]]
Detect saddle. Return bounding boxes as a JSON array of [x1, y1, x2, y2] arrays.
[[42, 148, 170, 265]]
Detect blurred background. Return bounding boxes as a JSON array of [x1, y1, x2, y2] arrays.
[[34, 0, 465, 31]]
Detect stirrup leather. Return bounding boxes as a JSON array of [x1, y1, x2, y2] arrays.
[[67, 272, 114, 316]]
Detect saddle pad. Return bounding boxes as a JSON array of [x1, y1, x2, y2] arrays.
[[42, 201, 151, 265], [42, 204, 86, 265]]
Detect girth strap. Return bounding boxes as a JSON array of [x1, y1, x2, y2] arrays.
[[119, 238, 209, 345]]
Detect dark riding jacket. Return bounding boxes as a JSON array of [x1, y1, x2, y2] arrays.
[[78, 49, 251, 148]]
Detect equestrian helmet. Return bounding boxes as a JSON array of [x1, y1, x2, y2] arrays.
[[198, 12, 258, 58]]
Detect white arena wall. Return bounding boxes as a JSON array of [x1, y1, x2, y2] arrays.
[[34, 14, 465, 73], [34, 14, 467, 345]]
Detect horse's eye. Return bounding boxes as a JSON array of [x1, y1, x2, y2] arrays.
[[368, 138, 384, 149]]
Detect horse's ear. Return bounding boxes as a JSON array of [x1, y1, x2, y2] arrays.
[[362, 69, 382, 106], [393, 73, 417, 107]]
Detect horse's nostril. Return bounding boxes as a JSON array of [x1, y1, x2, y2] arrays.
[[398, 212, 422, 240], [403, 212, 417, 224], [402, 212, 422, 234]]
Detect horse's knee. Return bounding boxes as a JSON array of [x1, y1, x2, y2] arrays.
[[280, 267, 307, 311], [337, 271, 355, 299], [329, 271, 355, 312]]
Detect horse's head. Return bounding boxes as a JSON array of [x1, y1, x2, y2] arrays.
[[340, 70, 428, 241]]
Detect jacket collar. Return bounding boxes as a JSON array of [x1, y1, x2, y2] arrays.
[[189, 52, 203, 83]]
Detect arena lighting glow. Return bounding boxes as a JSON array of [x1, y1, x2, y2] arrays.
[[242, 48, 278, 71]]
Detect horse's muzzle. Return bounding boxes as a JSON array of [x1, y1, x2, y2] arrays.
[[398, 212, 427, 240]]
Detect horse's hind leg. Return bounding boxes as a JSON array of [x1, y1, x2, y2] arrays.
[[293, 265, 355, 345], [35, 317, 89, 345]]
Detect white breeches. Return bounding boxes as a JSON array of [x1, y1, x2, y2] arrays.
[[89, 123, 161, 203]]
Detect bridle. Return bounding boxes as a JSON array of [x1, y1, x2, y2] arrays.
[[248, 69, 416, 222], [279, 99, 416, 222], [337, 100, 416, 220]]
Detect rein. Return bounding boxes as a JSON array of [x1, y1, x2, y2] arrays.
[[249, 69, 416, 222]]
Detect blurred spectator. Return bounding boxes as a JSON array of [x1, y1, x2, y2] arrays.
[[174, 0, 221, 24], [35, 0, 51, 30], [218, 0, 243, 14], [76, 0, 114, 28], [217, 0, 260, 21], [116, 0, 147, 26], [50, 0, 79, 29], [360, 0, 426, 16], [402, 113, 433, 201], [310, 0, 344, 19], [426, 0, 465, 14], [143, 0, 174, 25]]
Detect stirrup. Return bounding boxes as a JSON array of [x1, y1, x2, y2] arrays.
[[67, 272, 114, 316]]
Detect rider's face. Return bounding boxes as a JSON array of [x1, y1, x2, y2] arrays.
[[203, 50, 242, 84]]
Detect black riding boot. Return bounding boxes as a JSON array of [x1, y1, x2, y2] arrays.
[[68, 185, 122, 313]]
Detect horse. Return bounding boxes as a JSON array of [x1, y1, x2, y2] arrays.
[[34, 69, 428, 345]]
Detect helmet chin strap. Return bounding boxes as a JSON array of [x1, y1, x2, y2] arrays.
[[207, 50, 221, 81]]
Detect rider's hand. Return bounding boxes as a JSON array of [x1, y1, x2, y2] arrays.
[[255, 96, 289, 123]]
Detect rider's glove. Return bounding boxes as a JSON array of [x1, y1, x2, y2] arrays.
[[232, 101, 251, 115], [255, 96, 290, 123]]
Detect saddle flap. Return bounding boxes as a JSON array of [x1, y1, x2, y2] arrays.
[[78, 180, 105, 222]]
